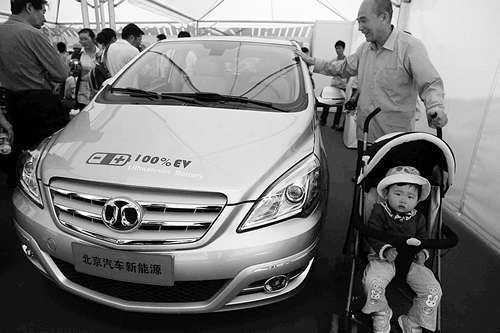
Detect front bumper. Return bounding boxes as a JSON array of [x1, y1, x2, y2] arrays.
[[13, 188, 322, 313]]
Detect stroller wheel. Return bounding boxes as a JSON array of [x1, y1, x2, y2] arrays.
[[329, 313, 359, 333]]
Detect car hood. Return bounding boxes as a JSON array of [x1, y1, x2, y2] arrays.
[[41, 103, 315, 203]]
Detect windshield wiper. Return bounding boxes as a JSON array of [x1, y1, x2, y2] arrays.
[[159, 93, 208, 106], [109, 87, 207, 106], [109, 87, 161, 100], [239, 62, 298, 98], [185, 92, 287, 112]]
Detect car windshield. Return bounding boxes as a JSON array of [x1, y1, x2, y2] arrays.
[[99, 40, 306, 112]]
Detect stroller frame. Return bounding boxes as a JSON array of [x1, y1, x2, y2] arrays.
[[338, 108, 458, 333]]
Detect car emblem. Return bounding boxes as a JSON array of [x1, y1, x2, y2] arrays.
[[101, 198, 143, 232]]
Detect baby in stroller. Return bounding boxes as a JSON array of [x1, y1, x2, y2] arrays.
[[362, 166, 441, 333]]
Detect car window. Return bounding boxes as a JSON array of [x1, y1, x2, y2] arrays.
[[108, 40, 305, 110]]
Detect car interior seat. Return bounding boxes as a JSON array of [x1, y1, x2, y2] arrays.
[[243, 60, 292, 102], [184, 57, 227, 94]]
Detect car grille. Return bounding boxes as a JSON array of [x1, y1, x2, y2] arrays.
[[52, 257, 229, 303], [49, 178, 226, 245]]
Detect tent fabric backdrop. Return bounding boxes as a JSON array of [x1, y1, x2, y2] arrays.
[[0, 0, 362, 25], [408, 0, 500, 253]]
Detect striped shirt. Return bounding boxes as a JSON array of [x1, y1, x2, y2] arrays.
[[314, 28, 444, 142], [0, 16, 68, 92]]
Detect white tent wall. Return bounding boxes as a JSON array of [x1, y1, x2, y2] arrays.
[[405, 0, 500, 253]]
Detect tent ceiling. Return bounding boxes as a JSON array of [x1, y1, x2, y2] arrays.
[[1, 0, 363, 25], [127, 0, 356, 22]]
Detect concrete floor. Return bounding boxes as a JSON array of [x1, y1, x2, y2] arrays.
[[0, 127, 498, 333]]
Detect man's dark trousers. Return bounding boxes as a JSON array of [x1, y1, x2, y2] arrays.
[[3, 90, 68, 186], [320, 104, 343, 127]]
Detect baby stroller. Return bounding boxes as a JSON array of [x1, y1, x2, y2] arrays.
[[338, 108, 458, 333]]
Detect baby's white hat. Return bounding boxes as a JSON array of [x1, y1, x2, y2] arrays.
[[377, 166, 431, 202]]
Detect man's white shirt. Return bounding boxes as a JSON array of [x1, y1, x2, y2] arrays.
[[106, 39, 139, 76]]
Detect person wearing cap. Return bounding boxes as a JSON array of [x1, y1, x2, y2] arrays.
[[296, 0, 448, 144], [361, 166, 441, 333], [107, 23, 144, 77]]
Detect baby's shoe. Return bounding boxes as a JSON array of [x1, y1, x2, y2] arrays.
[[398, 315, 422, 333], [372, 308, 392, 333]]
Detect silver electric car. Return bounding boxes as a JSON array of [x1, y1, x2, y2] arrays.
[[13, 37, 329, 313]]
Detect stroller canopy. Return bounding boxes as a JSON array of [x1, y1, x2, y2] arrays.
[[358, 132, 456, 194]]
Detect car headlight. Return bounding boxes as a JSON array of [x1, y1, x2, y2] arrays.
[[238, 154, 321, 232], [19, 138, 50, 208]]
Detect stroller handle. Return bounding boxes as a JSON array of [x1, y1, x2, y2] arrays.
[[430, 112, 443, 139], [363, 107, 382, 134]]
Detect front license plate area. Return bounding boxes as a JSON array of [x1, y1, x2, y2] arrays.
[[72, 243, 174, 286]]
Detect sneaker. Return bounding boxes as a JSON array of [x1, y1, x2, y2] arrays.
[[372, 309, 392, 333], [398, 315, 422, 333]]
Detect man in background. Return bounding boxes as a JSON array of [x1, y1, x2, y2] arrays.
[[319, 40, 349, 130], [56, 41, 70, 65], [107, 23, 144, 76], [0, 0, 69, 187], [177, 30, 191, 38]]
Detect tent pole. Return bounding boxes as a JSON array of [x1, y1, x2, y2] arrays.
[[315, 0, 349, 21], [144, 0, 197, 22], [99, 0, 106, 29], [197, 0, 225, 21], [108, 0, 116, 30], [81, 0, 90, 28], [55, 0, 61, 25], [94, 0, 101, 31], [396, 0, 412, 31]]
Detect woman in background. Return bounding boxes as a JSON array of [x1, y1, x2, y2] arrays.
[[77, 28, 99, 109]]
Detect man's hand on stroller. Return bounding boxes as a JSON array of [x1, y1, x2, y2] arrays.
[[414, 250, 427, 265], [383, 247, 398, 262], [427, 109, 448, 128]]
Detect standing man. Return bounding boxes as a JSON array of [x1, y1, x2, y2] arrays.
[[107, 23, 144, 76], [0, 0, 69, 187], [298, 0, 448, 146], [319, 40, 349, 129]]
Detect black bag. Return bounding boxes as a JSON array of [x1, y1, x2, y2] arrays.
[[89, 47, 111, 90]]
